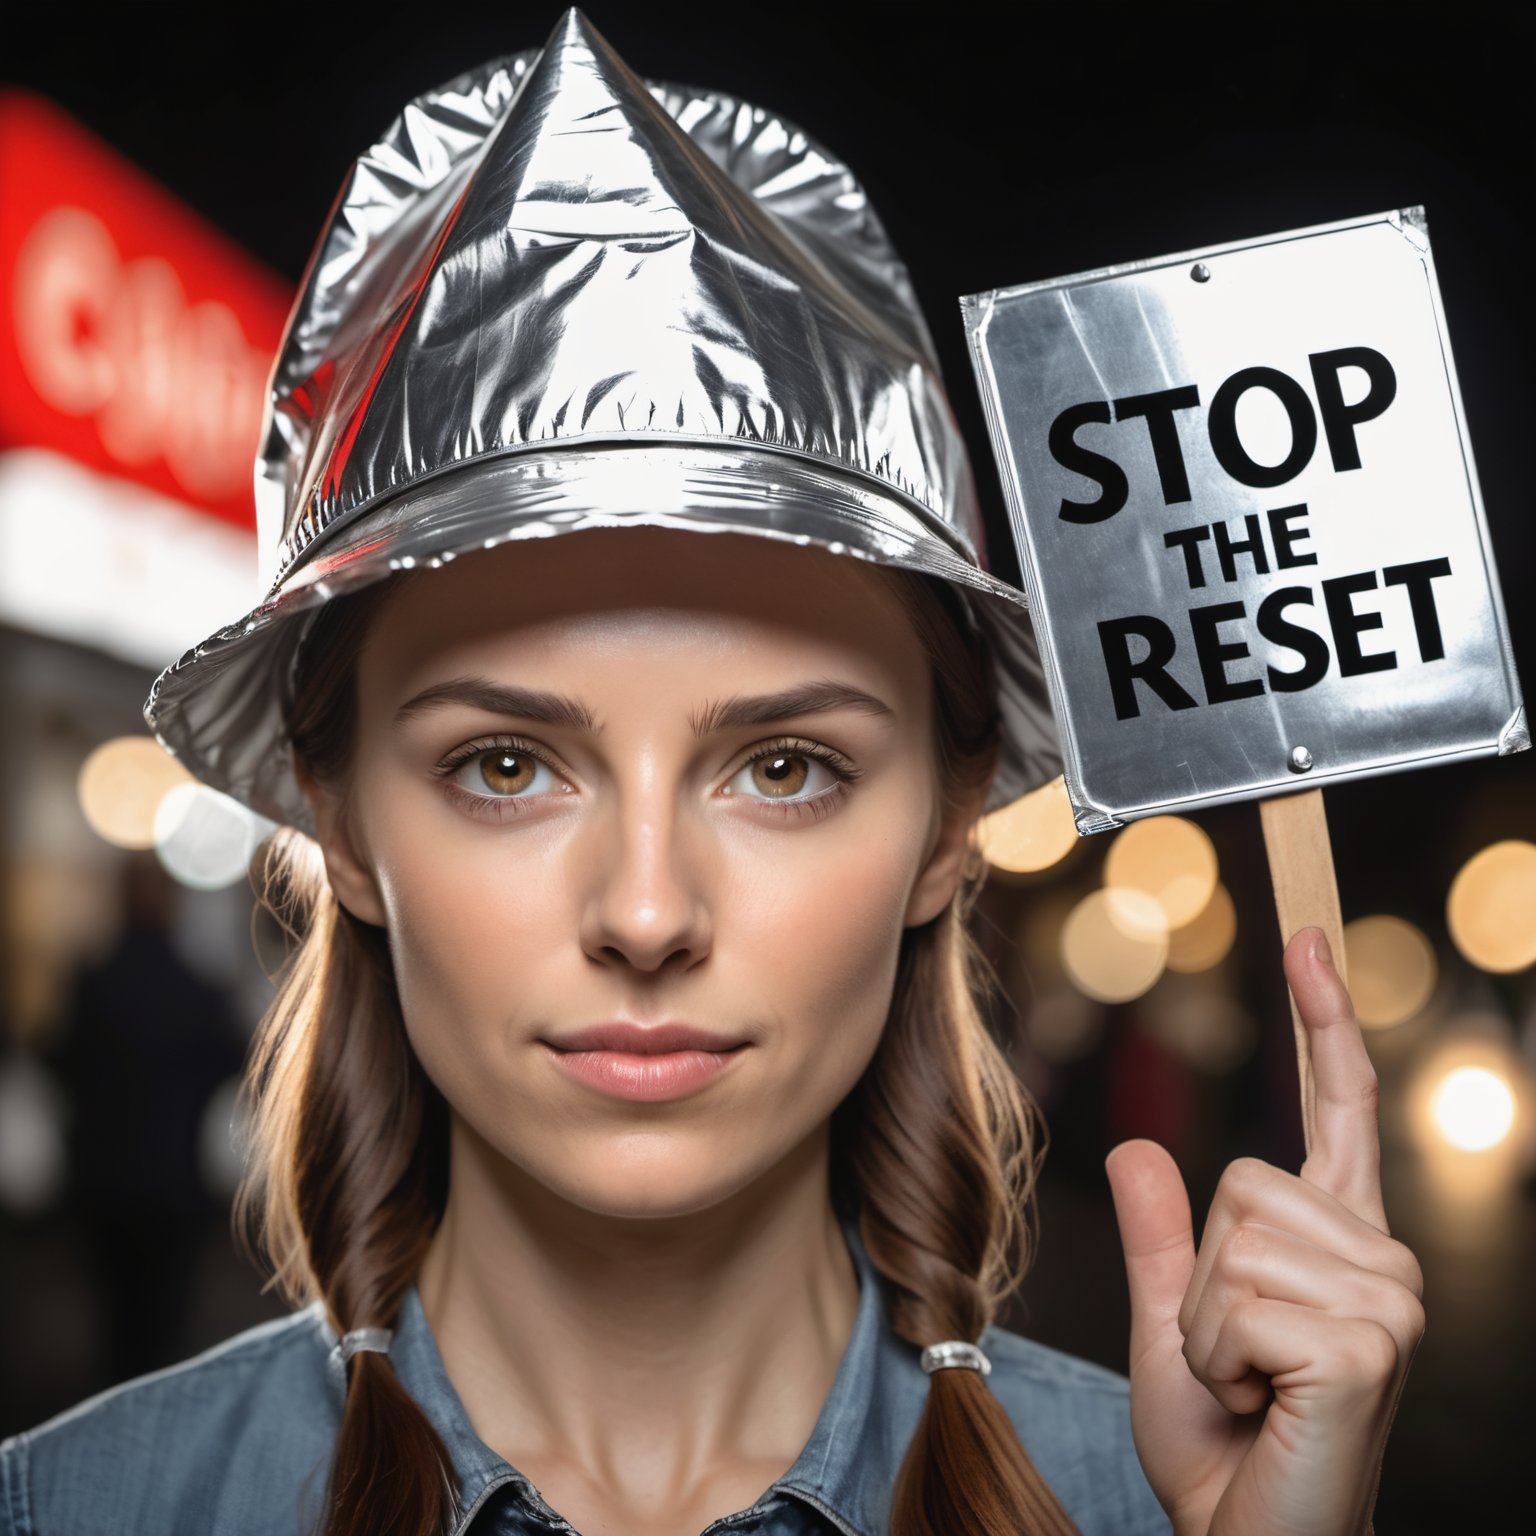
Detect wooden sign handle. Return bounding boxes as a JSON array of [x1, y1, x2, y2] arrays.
[[1258, 788, 1346, 1159]]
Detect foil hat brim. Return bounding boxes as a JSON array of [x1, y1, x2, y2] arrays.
[[146, 443, 1062, 836]]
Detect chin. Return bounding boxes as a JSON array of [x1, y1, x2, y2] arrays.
[[525, 1134, 770, 1221]]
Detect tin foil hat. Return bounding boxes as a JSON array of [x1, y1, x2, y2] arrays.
[[143, 6, 1061, 833]]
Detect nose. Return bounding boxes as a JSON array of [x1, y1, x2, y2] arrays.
[[577, 774, 712, 975]]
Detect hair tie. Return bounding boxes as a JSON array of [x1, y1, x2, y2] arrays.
[[329, 1326, 393, 1380], [921, 1340, 992, 1376]]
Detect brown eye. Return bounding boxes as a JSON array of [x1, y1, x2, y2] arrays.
[[477, 749, 538, 795], [724, 744, 849, 810], [749, 752, 810, 798], [749, 752, 811, 798]]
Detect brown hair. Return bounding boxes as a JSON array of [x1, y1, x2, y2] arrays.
[[234, 558, 1081, 1536]]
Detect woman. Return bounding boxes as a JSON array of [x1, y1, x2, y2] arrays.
[[0, 10, 1422, 1535]]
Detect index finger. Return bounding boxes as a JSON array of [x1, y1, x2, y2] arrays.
[[1285, 925, 1390, 1234]]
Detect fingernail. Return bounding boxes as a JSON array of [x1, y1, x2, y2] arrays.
[[1311, 928, 1333, 968]]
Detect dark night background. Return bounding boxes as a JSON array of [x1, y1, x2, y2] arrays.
[[3, 2, 1532, 1530]]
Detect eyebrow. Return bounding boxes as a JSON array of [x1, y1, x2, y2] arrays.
[[392, 675, 894, 736], [688, 681, 895, 737], [394, 677, 597, 731]]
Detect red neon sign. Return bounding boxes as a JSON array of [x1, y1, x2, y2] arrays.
[[0, 91, 293, 530]]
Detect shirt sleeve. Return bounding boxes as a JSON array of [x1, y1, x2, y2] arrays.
[[1075, 1375, 1173, 1536], [980, 1329, 1173, 1536]]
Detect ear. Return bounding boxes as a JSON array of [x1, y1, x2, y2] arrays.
[[903, 774, 991, 928], [294, 758, 388, 928]]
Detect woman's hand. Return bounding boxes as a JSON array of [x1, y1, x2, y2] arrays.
[[1103, 926, 1425, 1536]]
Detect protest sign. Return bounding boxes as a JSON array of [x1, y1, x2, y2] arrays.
[[961, 209, 1527, 1150]]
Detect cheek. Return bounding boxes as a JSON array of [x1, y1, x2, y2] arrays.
[[730, 817, 920, 1095], [361, 814, 570, 1094]]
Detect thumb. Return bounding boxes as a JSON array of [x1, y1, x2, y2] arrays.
[[1104, 1138, 1196, 1370]]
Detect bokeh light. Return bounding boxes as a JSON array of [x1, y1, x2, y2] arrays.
[[1447, 840, 1536, 973], [1166, 881, 1237, 973], [153, 782, 265, 890], [1103, 815, 1218, 927], [1343, 914, 1438, 1028], [1430, 1065, 1517, 1151], [77, 734, 193, 849], [978, 774, 1078, 874], [0, 1054, 66, 1216], [1060, 886, 1168, 1003], [1405, 1017, 1532, 1208]]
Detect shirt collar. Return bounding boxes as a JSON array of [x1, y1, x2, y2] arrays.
[[389, 1213, 925, 1536], [767, 1214, 924, 1536]]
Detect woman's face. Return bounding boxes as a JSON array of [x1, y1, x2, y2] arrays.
[[305, 527, 981, 1221]]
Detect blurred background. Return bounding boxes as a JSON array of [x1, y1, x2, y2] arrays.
[[1, 1, 1531, 1528]]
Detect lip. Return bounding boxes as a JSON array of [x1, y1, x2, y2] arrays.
[[541, 1023, 750, 1103], [544, 1022, 746, 1054]]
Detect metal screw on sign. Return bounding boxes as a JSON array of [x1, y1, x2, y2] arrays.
[[1190, 262, 1212, 282], [1289, 746, 1315, 773]]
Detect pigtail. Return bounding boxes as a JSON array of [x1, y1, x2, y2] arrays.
[[236, 828, 460, 1536], [842, 574, 1084, 1535], [851, 893, 1081, 1536], [234, 576, 461, 1536]]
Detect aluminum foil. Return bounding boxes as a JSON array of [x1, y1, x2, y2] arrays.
[[144, 6, 1060, 833]]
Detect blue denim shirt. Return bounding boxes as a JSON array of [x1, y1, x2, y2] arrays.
[[2, 1218, 1171, 1535]]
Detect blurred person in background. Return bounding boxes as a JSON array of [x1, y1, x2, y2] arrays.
[[0, 10, 1424, 1536], [50, 852, 247, 1385]]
